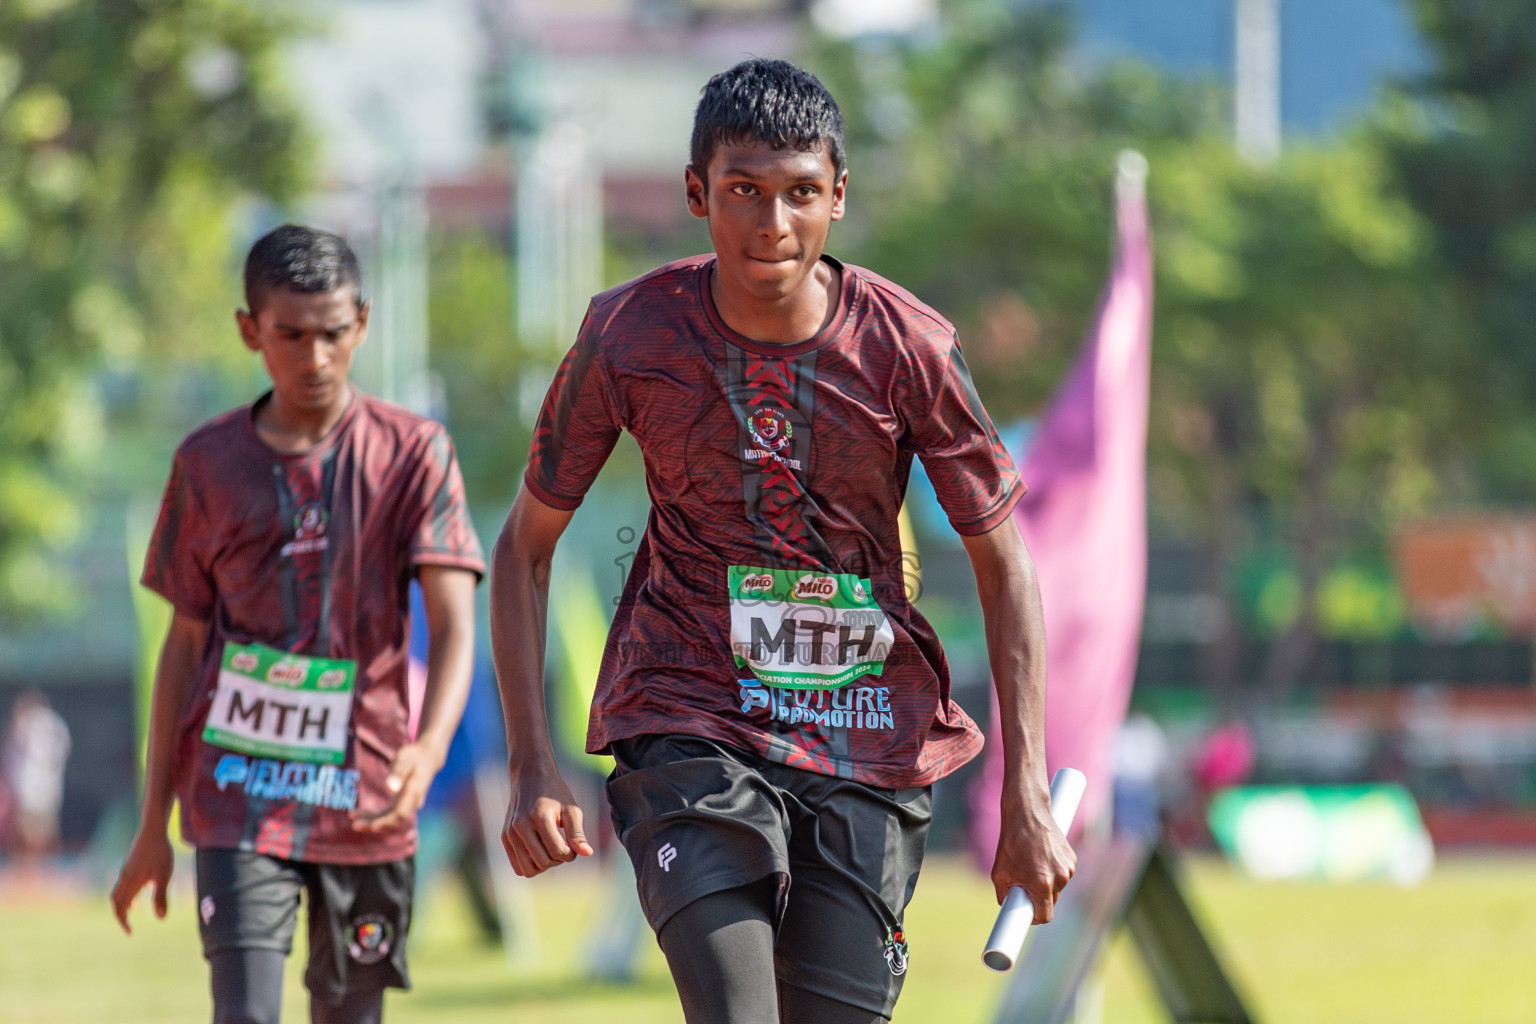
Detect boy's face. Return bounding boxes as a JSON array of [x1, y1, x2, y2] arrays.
[[236, 285, 368, 413], [686, 139, 846, 305]]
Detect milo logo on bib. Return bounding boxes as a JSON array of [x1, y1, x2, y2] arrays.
[[728, 565, 896, 689], [204, 642, 356, 765]]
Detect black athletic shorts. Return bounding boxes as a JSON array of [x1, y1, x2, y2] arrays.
[[607, 733, 932, 1017], [194, 848, 413, 1003]]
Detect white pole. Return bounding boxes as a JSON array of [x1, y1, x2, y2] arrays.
[[516, 117, 602, 355], [375, 172, 431, 414], [1234, 0, 1281, 165]]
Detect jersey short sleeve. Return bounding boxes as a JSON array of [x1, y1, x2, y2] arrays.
[[407, 427, 486, 576], [523, 308, 623, 510], [141, 450, 217, 620], [905, 342, 1024, 536]]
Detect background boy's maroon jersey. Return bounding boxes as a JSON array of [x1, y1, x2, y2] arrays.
[[143, 392, 484, 864], [526, 255, 1023, 788]]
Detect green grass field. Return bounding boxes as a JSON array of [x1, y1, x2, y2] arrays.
[[4, 852, 1534, 1023]]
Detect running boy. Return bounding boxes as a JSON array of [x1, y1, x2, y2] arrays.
[[491, 60, 1074, 1024], [112, 225, 484, 1024]]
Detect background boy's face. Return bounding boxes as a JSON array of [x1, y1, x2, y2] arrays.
[[236, 285, 368, 412], [686, 140, 846, 304]]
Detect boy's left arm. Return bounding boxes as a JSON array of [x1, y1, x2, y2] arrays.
[[961, 517, 1077, 921], [353, 564, 478, 832]]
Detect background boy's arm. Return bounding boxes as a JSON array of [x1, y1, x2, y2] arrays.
[[353, 564, 478, 832], [960, 517, 1077, 923], [111, 611, 208, 934], [489, 484, 594, 877]]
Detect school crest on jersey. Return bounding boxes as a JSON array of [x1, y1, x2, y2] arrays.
[[747, 406, 793, 455]]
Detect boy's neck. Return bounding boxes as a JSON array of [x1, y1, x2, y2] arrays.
[[255, 385, 354, 454], [711, 258, 841, 346]]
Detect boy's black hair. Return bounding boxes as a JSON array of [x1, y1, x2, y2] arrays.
[[243, 224, 364, 312], [690, 59, 845, 183]]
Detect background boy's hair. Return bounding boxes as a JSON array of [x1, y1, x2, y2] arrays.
[[244, 224, 364, 312], [690, 59, 846, 183]]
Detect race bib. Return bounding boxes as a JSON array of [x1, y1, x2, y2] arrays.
[[203, 642, 356, 764], [729, 565, 895, 689]]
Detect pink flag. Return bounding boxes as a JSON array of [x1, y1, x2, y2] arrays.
[[970, 154, 1152, 863]]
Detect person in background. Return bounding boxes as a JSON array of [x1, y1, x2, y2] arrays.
[[110, 225, 484, 1024], [2, 690, 72, 864], [1112, 711, 1168, 841]]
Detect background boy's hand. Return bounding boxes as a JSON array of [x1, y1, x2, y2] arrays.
[[350, 740, 442, 832], [110, 828, 174, 934]]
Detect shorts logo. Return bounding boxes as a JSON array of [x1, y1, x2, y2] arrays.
[[200, 896, 215, 924], [347, 914, 394, 965], [658, 843, 678, 872], [883, 926, 909, 976]]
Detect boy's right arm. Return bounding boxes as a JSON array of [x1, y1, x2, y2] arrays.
[[111, 611, 208, 934], [490, 484, 595, 877]]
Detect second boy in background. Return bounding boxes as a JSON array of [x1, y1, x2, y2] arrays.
[[113, 225, 484, 1024]]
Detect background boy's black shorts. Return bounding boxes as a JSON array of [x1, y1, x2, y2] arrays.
[[194, 848, 413, 1003], [607, 733, 933, 1018]]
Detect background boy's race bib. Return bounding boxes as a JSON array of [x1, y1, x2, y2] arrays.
[[728, 565, 895, 689], [204, 642, 356, 764]]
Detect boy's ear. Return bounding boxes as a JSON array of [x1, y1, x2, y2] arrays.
[[236, 308, 260, 353], [831, 169, 848, 222], [685, 164, 708, 219], [354, 299, 371, 342]]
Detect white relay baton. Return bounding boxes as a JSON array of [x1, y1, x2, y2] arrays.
[[980, 767, 1087, 972]]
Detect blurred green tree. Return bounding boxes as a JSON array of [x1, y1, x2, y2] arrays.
[[427, 230, 527, 512], [816, 0, 1467, 698], [1151, 138, 1467, 697], [810, 0, 1218, 422], [0, 0, 304, 618], [1391, 0, 1536, 501]]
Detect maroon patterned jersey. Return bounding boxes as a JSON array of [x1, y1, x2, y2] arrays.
[[143, 391, 484, 864], [526, 255, 1023, 787]]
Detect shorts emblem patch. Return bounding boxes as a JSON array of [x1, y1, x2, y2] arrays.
[[883, 925, 909, 976], [200, 896, 215, 924], [347, 913, 394, 965]]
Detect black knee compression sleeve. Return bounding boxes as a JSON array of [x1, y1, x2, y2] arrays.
[[210, 948, 286, 1024], [656, 878, 780, 1024]]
